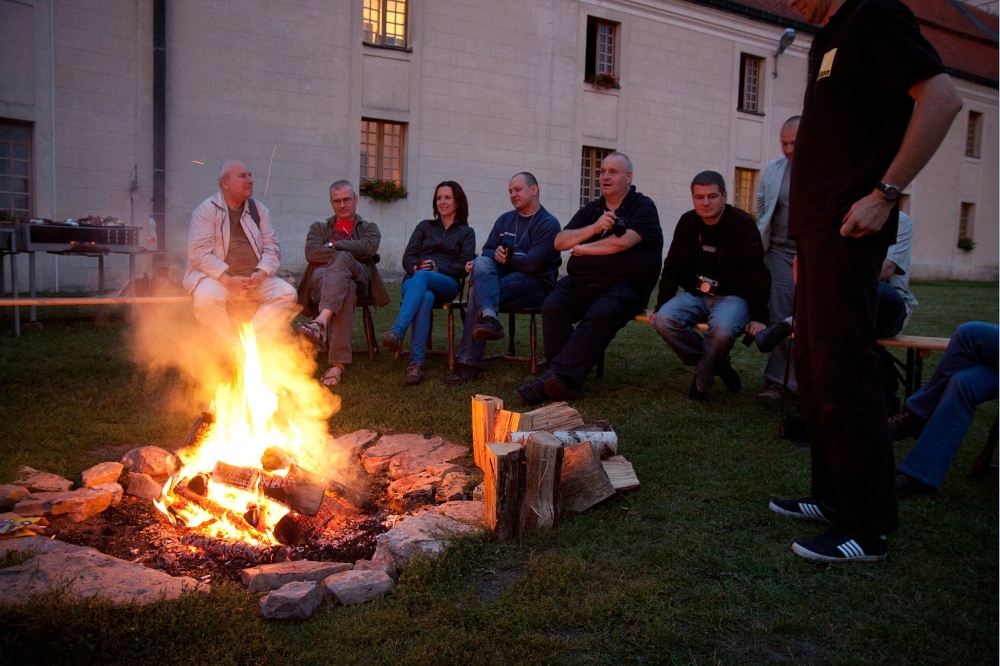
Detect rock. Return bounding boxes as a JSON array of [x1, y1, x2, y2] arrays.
[[426, 462, 466, 477], [387, 472, 441, 513], [328, 429, 380, 463], [361, 434, 430, 475], [241, 560, 353, 592], [0, 485, 29, 511], [81, 462, 124, 488], [120, 446, 178, 482], [323, 569, 394, 605], [435, 472, 472, 502], [353, 552, 398, 579], [419, 500, 484, 527], [13, 487, 113, 522], [0, 536, 199, 604], [387, 439, 468, 480], [126, 473, 164, 501], [14, 466, 73, 493], [259, 580, 324, 619], [372, 511, 482, 575], [91, 482, 124, 507], [472, 482, 484, 502]]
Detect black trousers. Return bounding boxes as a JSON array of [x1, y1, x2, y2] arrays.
[[793, 224, 899, 538], [541, 274, 646, 391]]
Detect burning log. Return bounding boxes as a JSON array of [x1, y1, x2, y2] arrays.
[[180, 534, 287, 564], [261, 446, 295, 471], [181, 411, 215, 449], [173, 484, 268, 540], [211, 462, 325, 517], [272, 493, 350, 545]]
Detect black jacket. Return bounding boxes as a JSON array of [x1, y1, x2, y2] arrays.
[[654, 204, 770, 322], [401, 218, 476, 283]]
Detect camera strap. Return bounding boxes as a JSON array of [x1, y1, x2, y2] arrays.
[[779, 285, 796, 431]]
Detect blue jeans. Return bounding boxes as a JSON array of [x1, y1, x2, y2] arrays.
[[652, 291, 749, 392], [456, 255, 550, 368], [898, 321, 999, 489], [392, 271, 459, 366]]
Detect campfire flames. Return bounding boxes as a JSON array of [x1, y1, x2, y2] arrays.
[[154, 324, 336, 547]]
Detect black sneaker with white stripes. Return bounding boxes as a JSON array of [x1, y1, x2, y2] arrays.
[[769, 497, 836, 524], [792, 528, 888, 563]]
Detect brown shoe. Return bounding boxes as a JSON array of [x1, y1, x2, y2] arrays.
[[888, 408, 926, 440], [404, 364, 423, 386], [757, 382, 785, 401]]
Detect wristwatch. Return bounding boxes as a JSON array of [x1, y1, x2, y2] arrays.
[[876, 182, 901, 202]]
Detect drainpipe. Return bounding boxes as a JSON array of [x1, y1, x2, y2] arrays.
[[152, 0, 166, 263]]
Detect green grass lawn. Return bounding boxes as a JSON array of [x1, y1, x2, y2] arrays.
[[0, 280, 996, 665]]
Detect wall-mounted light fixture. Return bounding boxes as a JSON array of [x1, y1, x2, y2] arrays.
[[773, 28, 796, 78]]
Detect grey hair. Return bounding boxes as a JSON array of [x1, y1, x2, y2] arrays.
[[329, 180, 356, 196], [218, 160, 246, 182], [604, 152, 633, 174]]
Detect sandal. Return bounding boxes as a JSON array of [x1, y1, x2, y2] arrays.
[[321, 365, 344, 387], [298, 320, 326, 348]]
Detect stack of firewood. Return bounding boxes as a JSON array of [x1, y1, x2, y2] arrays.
[[471, 396, 639, 542]]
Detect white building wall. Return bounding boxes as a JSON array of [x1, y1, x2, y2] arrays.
[[1, 0, 996, 292]]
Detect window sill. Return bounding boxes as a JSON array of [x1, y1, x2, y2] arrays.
[[585, 82, 621, 95], [737, 109, 766, 117], [363, 42, 412, 54]]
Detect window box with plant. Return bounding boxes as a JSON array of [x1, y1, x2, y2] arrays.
[[957, 237, 975, 252], [361, 178, 408, 203], [592, 73, 620, 89]]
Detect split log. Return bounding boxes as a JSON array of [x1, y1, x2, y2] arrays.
[[524, 432, 564, 531], [261, 446, 295, 471], [510, 430, 618, 459], [491, 409, 520, 444], [272, 493, 350, 545], [472, 395, 504, 471], [211, 462, 325, 516], [602, 455, 640, 493], [173, 485, 268, 539], [484, 443, 526, 542], [560, 442, 615, 512], [518, 402, 584, 432], [180, 411, 215, 450], [180, 534, 286, 564]]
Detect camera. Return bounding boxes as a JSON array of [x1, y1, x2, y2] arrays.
[[500, 238, 514, 262], [611, 214, 629, 237]]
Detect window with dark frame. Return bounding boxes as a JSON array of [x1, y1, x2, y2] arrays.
[[360, 119, 405, 186], [738, 54, 764, 114], [585, 17, 618, 83], [733, 167, 759, 218], [958, 202, 975, 245], [0, 121, 31, 221], [363, 0, 407, 48], [580, 146, 613, 207], [965, 111, 983, 158]]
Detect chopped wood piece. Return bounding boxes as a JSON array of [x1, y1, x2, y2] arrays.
[[173, 485, 268, 539], [491, 409, 520, 444], [180, 411, 215, 450], [210, 462, 325, 516], [472, 395, 504, 471], [577, 419, 613, 432], [283, 493, 351, 537], [510, 430, 618, 459], [180, 534, 286, 564], [272, 514, 309, 545], [602, 456, 640, 492], [261, 446, 295, 471], [484, 443, 526, 542], [519, 402, 584, 432], [560, 442, 615, 512], [524, 432, 563, 531]]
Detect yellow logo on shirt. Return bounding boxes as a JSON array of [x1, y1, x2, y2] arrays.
[[818, 48, 837, 80]]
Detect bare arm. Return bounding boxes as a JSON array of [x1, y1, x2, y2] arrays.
[[841, 73, 963, 238]]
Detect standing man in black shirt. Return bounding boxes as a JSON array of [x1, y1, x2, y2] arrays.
[[516, 152, 663, 404], [651, 171, 770, 402], [770, 0, 962, 562]]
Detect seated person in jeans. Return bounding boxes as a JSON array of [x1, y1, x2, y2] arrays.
[[517, 152, 662, 404], [445, 172, 561, 385], [651, 171, 770, 401], [891, 321, 998, 495], [296, 180, 390, 387]]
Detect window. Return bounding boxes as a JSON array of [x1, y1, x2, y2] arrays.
[[733, 167, 759, 218], [958, 202, 975, 247], [580, 146, 613, 207], [585, 17, 618, 83], [965, 111, 983, 158], [361, 119, 405, 185], [738, 54, 764, 114], [0, 121, 31, 221], [363, 0, 407, 48]]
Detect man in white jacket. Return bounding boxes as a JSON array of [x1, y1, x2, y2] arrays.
[[182, 160, 298, 345]]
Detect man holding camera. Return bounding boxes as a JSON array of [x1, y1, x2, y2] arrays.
[[650, 171, 770, 401], [517, 152, 662, 404], [444, 172, 561, 385]]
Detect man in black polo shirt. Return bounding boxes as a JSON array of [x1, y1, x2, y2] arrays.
[[651, 171, 770, 402], [770, 0, 962, 562], [516, 152, 662, 403]]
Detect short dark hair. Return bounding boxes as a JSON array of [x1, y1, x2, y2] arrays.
[[432, 181, 470, 226], [690, 170, 726, 194], [782, 115, 801, 130], [512, 172, 538, 190]]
